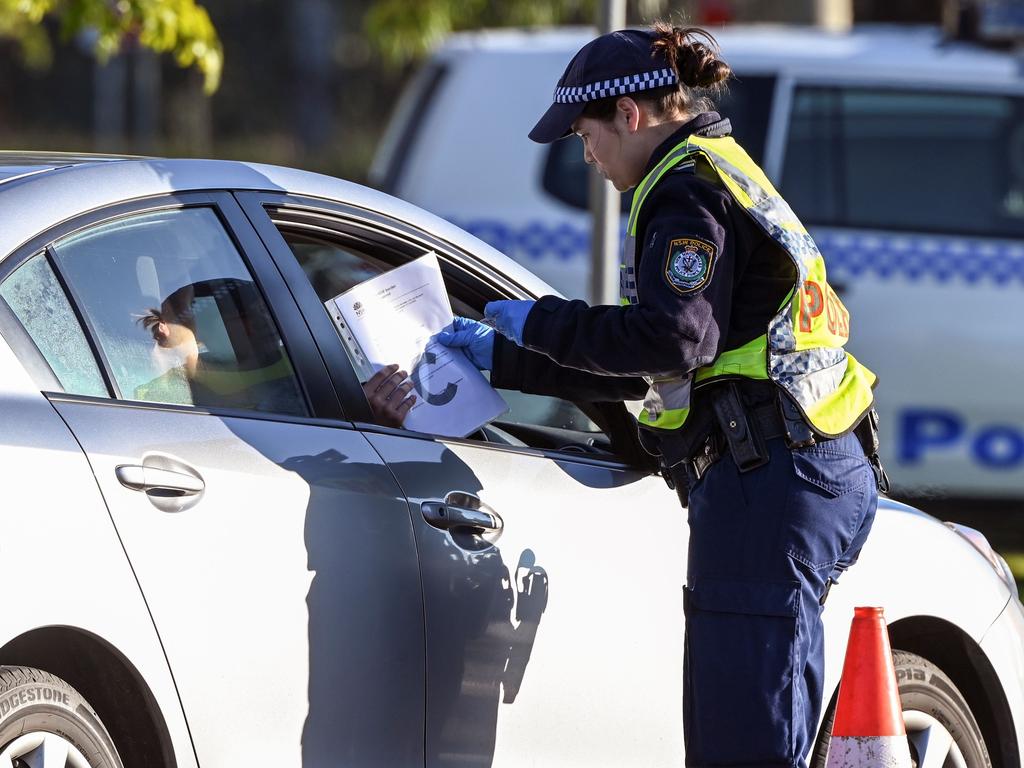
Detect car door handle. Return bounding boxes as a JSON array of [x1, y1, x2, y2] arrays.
[[115, 465, 205, 496], [421, 491, 503, 535]]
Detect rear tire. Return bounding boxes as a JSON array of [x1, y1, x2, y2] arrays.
[[0, 666, 123, 767], [811, 649, 991, 767]]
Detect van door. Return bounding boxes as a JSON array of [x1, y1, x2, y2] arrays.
[[777, 83, 1024, 499]]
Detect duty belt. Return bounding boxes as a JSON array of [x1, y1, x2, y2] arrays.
[[688, 401, 788, 482]]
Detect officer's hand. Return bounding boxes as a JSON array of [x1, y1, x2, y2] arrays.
[[483, 300, 535, 346], [363, 364, 416, 428], [436, 316, 495, 370]]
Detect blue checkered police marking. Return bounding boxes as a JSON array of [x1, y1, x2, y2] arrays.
[[451, 219, 589, 262], [554, 68, 678, 104], [450, 218, 1024, 287], [813, 230, 1024, 286]]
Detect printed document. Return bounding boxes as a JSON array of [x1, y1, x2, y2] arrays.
[[325, 253, 508, 437]]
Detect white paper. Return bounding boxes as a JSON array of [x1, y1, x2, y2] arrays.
[[325, 253, 508, 437]]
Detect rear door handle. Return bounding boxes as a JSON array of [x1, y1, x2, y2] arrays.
[[421, 491, 503, 536], [116, 465, 205, 496]]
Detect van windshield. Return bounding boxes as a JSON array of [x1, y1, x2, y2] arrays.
[[781, 86, 1024, 238]]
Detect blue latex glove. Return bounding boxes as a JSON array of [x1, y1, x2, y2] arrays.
[[483, 300, 535, 346], [436, 316, 495, 371]]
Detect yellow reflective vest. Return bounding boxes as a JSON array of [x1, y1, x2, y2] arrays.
[[621, 134, 876, 438]]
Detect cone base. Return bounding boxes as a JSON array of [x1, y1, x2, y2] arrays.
[[824, 735, 912, 768]]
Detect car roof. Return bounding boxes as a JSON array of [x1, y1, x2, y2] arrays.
[[0, 151, 139, 185], [0, 157, 555, 298], [437, 24, 1024, 87]]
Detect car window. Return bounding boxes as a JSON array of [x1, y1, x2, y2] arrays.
[[781, 86, 1024, 237], [45, 207, 307, 416], [0, 253, 107, 396], [277, 227, 601, 434], [488, 385, 601, 433]]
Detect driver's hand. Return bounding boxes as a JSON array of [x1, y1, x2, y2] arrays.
[[363, 364, 416, 428]]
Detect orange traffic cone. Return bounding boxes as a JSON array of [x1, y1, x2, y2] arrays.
[[825, 607, 911, 767]]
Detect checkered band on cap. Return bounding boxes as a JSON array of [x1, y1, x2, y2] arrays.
[[553, 68, 678, 104]]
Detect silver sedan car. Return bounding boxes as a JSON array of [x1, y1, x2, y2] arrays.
[[0, 153, 1020, 768]]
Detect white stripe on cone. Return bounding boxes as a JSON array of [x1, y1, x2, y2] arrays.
[[825, 735, 912, 767]]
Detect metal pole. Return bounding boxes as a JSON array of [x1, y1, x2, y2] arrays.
[[814, 0, 853, 31], [588, 0, 627, 305]]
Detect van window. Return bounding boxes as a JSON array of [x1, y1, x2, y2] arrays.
[[717, 74, 775, 166], [541, 74, 776, 211], [371, 61, 450, 194], [781, 86, 1024, 237], [542, 136, 632, 212]]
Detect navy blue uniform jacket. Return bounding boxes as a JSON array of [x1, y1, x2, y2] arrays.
[[490, 113, 793, 417]]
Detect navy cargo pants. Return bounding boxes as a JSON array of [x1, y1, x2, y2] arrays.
[[682, 431, 878, 768]]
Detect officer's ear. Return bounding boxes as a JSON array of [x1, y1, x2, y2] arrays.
[[615, 97, 641, 135]]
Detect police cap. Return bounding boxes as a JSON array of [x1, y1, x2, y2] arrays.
[[528, 29, 679, 144]]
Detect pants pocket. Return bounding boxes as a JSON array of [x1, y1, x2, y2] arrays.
[[785, 445, 873, 571], [684, 577, 802, 767]]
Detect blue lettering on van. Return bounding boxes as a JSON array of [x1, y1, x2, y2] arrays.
[[450, 218, 1024, 287], [899, 409, 961, 463], [899, 408, 1024, 469]]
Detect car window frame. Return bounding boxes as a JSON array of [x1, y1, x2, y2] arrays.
[[0, 190, 345, 424], [234, 190, 655, 471]]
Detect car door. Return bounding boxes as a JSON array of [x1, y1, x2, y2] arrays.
[[0, 192, 425, 766], [238, 192, 690, 767]]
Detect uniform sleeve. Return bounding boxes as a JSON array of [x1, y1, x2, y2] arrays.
[[489, 335, 648, 402], [520, 176, 736, 378]]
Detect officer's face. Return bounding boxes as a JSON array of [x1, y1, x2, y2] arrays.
[[573, 111, 643, 193], [573, 113, 645, 192]]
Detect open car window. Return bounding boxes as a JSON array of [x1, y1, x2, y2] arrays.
[[268, 218, 649, 465]]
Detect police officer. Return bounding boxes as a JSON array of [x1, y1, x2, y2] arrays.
[[438, 23, 884, 766]]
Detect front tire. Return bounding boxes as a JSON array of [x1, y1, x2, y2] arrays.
[[812, 650, 991, 767], [0, 666, 123, 768]]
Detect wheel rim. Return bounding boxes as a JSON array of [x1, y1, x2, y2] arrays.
[[0, 731, 92, 768], [904, 710, 968, 768]]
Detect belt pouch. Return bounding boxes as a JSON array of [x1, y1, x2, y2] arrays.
[[778, 392, 817, 449], [711, 383, 769, 472]]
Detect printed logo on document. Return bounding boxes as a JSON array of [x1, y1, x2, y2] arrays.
[[352, 301, 365, 317]]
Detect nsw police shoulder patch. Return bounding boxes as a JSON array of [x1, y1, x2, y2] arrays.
[[664, 236, 717, 295]]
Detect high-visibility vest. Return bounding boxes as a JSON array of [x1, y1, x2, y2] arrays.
[[621, 134, 876, 438]]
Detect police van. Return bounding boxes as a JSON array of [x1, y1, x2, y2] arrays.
[[370, 24, 1024, 502]]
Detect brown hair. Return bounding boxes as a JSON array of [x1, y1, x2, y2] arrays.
[[137, 284, 197, 333], [582, 23, 732, 123]]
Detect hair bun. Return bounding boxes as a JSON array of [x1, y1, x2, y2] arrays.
[[652, 23, 731, 89]]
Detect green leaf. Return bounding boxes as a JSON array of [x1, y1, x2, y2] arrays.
[[364, 0, 596, 66], [0, 0, 223, 92]]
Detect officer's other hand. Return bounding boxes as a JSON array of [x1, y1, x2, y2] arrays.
[[483, 300, 535, 346], [436, 316, 494, 370], [363, 363, 416, 428]]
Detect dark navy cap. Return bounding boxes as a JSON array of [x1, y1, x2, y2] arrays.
[[529, 29, 679, 144]]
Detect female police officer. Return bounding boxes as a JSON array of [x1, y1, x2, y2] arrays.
[[437, 23, 883, 767]]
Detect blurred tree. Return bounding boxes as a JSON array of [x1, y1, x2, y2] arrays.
[[0, 0, 223, 93], [363, 0, 692, 66]]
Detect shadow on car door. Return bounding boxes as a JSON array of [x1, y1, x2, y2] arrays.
[[366, 431, 688, 768]]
